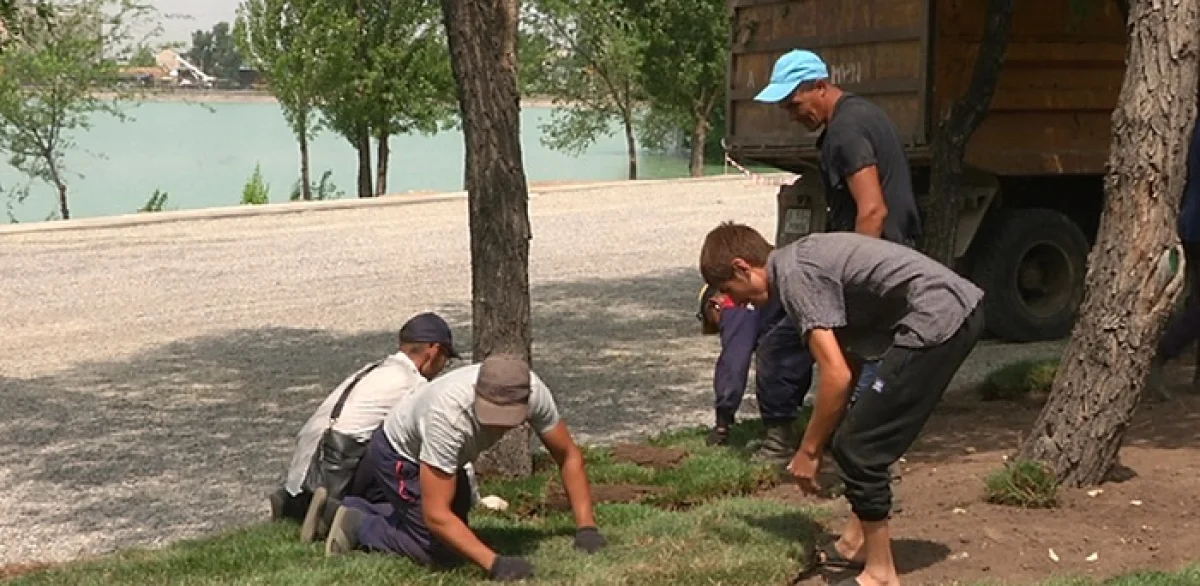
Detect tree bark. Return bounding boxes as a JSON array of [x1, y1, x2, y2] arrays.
[[920, 0, 1015, 265], [376, 131, 389, 196], [1014, 0, 1199, 487], [355, 128, 373, 198], [623, 111, 637, 180], [54, 178, 68, 220], [689, 94, 716, 177], [440, 0, 534, 478], [45, 155, 69, 220], [299, 128, 312, 201]]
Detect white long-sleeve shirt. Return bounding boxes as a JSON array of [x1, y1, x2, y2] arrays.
[[284, 352, 427, 495]]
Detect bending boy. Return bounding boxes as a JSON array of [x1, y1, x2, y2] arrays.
[[700, 223, 984, 586], [298, 354, 606, 582]]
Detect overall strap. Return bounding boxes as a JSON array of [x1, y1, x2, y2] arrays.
[[329, 361, 385, 425]]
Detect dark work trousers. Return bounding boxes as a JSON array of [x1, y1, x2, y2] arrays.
[[713, 300, 814, 426], [1159, 241, 1200, 360], [831, 307, 984, 523], [344, 427, 473, 567]]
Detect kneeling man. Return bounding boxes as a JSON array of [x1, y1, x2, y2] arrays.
[[700, 223, 984, 586], [300, 353, 606, 582], [270, 312, 458, 521]]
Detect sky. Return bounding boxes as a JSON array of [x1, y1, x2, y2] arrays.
[[149, 0, 240, 44]]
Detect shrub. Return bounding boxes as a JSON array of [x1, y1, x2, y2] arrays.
[[985, 460, 1058, 508], [138, 189, 169, 213], [980, 358, 1059, 401], [241, 164, 270, 205]]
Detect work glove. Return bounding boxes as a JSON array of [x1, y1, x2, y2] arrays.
[[573, 526, 607, 554], [488, 555, 534, 581]]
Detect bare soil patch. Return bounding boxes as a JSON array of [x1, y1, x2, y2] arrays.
[[763, 364, 1200, 585], [0, 562, 54, 582], [610, 444, 687, 470]]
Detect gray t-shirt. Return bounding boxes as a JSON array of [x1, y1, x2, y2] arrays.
[[381, 362, 562, 475], [768, 232, 983, 358]]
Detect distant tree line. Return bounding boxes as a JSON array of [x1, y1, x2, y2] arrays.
[[0, 0, 729, 221]]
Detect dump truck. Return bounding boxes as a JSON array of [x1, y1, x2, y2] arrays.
[[723, 0, 1128, 342]]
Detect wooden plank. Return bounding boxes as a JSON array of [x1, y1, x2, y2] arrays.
[[732, 26, 922, 54], [938, 0, 1125, 40], [963, 111, 1112, 174], [729, 40, 923, 92]]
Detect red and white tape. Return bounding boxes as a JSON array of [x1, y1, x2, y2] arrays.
[[723, 153, 800, 187]]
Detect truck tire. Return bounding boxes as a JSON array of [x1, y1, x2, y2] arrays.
[[970, 208, 1090, 342]]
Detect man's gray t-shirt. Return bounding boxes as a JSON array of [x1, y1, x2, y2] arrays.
[[768, 232, 983, 359], [381, 362, 561, 475]]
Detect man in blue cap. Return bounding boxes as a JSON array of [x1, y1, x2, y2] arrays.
[[269, 312, 460, 522], [755, 49, 921, 246]]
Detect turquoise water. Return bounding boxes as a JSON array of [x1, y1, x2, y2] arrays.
[[0, 101, 734, 223]]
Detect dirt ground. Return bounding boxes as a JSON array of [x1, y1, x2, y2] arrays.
[[610, 443, 688, 470], [759, 363, 1200, 586]]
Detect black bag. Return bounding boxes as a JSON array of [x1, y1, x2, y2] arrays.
[[304, 361, 384, 499]]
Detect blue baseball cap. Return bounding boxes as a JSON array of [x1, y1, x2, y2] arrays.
[[399, 312, 461, 358], [754, 49, 830, 103]]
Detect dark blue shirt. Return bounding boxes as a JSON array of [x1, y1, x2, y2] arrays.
[[1180, 115, 1200, 243]]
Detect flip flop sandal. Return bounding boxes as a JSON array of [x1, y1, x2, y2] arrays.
[[794, 541, 867, 581]]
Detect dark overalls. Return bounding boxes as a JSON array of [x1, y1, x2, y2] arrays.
[[713, 296, 814, 427]]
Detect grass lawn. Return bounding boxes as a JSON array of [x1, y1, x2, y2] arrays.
[[6, 422, 1198, 585]]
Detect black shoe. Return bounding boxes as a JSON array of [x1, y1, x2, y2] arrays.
[[706, 426, 730, 446], [753, 422, 798, 466], [325, 506, 366, 556], [268, 488, 287, 521], [300, 487, 341, 543]]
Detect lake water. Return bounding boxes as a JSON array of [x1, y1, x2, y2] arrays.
[[0, 100, 745, 224]]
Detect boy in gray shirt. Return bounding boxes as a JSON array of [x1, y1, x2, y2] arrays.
[[699, 223, 984, 586]]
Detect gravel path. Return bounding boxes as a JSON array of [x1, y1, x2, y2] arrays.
[[0, 176, 1064, 565]]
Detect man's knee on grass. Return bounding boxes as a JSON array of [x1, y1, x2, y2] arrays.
[[699, 222, 773, 307]]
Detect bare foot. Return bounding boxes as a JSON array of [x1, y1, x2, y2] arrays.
[[853, 570, 900, 586], [833, 536, 867, 564]]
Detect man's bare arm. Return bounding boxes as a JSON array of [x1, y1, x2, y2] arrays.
[[539, 421, 598, 529], [845, 164, 887, 238], [420, 463, 497, 570], [798, 329, 854, 457]]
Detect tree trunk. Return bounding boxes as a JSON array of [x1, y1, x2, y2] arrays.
[[440, 0, 534, 478], [45, 157, 69, 220], [376, 131, 390, 196], [689, 95, 716, 178], [355, 128, 373, 198], [299, 129, 313, 201], [689, 123, 707, 177], [623, 112, 637, 180], [920, 0, 1015, 265], [54, 178, 69, 220], [1014, 0, 1199, 488]]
